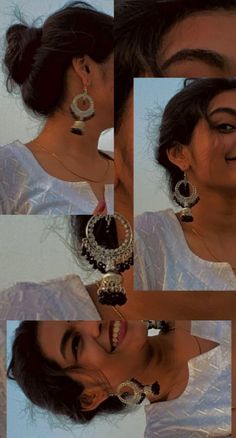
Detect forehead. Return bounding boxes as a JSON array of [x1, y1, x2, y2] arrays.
[[160, 11, 236, 67], [208, 90, 236, 113]]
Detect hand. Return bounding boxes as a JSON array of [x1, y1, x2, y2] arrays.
[[93, 199, 107, 215]]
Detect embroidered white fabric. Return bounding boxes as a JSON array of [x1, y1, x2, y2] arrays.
[[0, 274, 100, 437], [145, 321, 231, 438], [0, 141, 114, 214], [134, 209, 236, 290]]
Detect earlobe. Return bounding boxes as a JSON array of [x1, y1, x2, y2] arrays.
[[167, 143, 191, 171], [80, 388, 108, 412]]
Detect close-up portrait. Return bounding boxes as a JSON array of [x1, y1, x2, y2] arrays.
[[7, 320, 232, 438], [0, 0, 114, 215], [134, 77, 236, 291]]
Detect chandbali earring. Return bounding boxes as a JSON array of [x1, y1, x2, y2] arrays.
[[116, 378, 160, 406], [70, 87, 95, 135], [81, 213, 133, 306], [173, 172, 200, 222]]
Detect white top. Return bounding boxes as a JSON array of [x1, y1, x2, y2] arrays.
[[134, 209, 236, 290], [0, 141, 114, 214], [0, 274, 100, 320], [145, 321, 231, 437]]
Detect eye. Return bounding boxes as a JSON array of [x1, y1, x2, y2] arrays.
[[216, 123, 235, 133], [72, 334, 81, 360]]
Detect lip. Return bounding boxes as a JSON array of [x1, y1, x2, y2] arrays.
[[109, 321, 127, 352]]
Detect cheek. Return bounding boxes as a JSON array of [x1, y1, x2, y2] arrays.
[[190, 126, 223, 171]]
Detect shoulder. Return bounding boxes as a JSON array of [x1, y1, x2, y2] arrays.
[[135, 209, 177, 236], [0, 275, 99, 319], [191, 320, 231, 345]]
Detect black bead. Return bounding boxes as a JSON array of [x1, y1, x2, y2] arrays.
[[98, 291, 127, 306], [151, 381, 160, 395], [181, 215, 193, 222]]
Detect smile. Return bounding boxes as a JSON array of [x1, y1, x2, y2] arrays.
[[109, 321, 127, 351]]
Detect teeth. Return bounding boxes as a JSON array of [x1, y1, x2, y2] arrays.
[[112, 321, 121, 349]]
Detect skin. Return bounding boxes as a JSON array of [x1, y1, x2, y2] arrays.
[[37, 320, 218, 411], [159, 11, 236, 77], [113, 9, 236, 431], [168, 90, 236, 268], [25, 54, 114, 202]]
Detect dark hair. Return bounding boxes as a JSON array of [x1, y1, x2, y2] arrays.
[[156, 77, 236, 194], [7, 321, 125, 422], [4, 1, 113, 117], [115, 0, 236, 128]]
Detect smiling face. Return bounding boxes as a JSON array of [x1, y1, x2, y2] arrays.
[[169, 89, 236, 195], [37, 320, 150, 407], [159, 11, 236, 77]]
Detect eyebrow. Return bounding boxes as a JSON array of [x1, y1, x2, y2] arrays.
[[60, 328, 73, 360], [161, 48, 227, 71], [208, 107, 236, 117]]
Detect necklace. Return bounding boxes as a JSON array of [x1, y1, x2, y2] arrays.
[[191, 226, 236, 270], [34, 143, 111, 184], [111, 305, 126, 320]]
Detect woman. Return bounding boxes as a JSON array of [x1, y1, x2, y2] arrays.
[[7, 320, 231, 437], [135, 77, 236, 290], [0, 1, 114, 214]]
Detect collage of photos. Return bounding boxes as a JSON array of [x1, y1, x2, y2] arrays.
[[0, 0, 236, 437]]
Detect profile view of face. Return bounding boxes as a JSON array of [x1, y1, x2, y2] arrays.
[[37, 321, 149, 391], [159, 11, 236, 77]]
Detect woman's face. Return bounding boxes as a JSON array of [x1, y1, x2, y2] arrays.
[[186, 90, 236, 194], [37, 321, 149, 392], [159, 11, 236, 77]]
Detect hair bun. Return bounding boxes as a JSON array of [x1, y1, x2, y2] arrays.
[[5, 24, 42, 86]]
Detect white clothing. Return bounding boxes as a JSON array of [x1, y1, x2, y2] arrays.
[[0, 274, 100, 320], [0, 141, 114, 214], [135, 209, 236, 290], [0, 274, 100, 437], [145, 321, 231, 437]]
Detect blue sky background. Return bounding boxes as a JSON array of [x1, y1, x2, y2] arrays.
[[134, 78, 185, 215], [7, 320, 146, 438], [0, 0, 113, 149]]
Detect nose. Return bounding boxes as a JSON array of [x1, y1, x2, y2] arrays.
[[79, 321, 101, 338]]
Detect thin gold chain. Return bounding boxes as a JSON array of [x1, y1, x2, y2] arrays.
[[34, 143, 111, 183], [191, 226, 236, 270], [111, 306, 126, 320]]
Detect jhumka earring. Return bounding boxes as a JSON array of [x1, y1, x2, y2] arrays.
[[173, 172, 200, 222], [81, 213, 133, 306], [144, 320, 170, 333], [70, 87, 95, 135], [116, 378, 160, 406]]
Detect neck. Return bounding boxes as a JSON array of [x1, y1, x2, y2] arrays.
[[190, 190, 236, 236], [134, 326, 202, 402], [32, 110, 102, 159]]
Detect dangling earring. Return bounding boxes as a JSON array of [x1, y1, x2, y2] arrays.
[[70, 87, 95, 135], [81, 213, 133, 306], [173, 172, 200, 222], [144, 320, 170, 333], [116, 378, 160, 406]]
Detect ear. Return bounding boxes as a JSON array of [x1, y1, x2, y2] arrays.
[[72, 56, 93, 88], [80, 387, 109, 412], [167, 143, 191, 172]]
